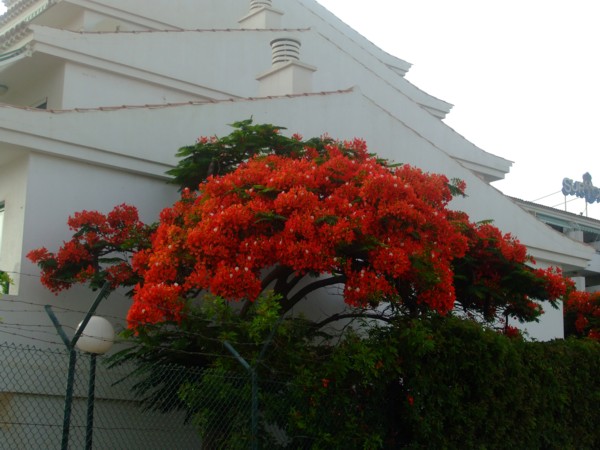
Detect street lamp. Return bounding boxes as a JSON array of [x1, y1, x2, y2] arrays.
[[76, 316, 115, 450]]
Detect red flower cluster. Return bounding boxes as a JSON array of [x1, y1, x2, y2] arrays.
[[451, 219, 572, 323], [503, 325, 522, 339], [129, 140, 470, 328], [565, 290, 600, 340], [27, 204, 151, 292]]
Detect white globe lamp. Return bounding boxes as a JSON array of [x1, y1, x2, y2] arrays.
[[76, 316, 115, 355]]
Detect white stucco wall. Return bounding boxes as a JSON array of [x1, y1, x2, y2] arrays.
[[0, 61, 65, 109], [95, 0, 249, 30], [79, 9, 148, 32], [60, 62, 209, 109]]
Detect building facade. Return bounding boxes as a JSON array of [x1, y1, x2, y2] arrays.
[[0, 0, 596, 346]]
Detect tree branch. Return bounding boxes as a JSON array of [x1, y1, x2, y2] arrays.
[[314, 312, 393, 330], [282, 274, 346, 312], [285, 272, 305, 294], [261, 265, 293, 291], [239, 298, 253, 318]]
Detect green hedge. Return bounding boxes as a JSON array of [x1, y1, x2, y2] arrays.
[[289, 317, 600, 449]]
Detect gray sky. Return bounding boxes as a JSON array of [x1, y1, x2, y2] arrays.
[[2, 1, 599, 217]]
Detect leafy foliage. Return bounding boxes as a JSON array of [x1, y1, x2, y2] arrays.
[[108, 292, 317, 448], [0, 270, 11, 295], [113, 311, 600, 449], [168, 119, 322, 191], [284, 316, 600, 449], [452, 217, 572, 326]]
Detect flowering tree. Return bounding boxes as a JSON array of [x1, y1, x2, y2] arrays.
[[128, 140, 472, 328], [28, 121, 575, 337]]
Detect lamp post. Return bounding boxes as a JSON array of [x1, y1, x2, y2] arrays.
[[45, 282, 111, 450], [76, 316, 115, 450]]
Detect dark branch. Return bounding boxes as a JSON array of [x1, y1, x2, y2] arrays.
[[261, 265, 293, 291], [285, 272, 306, 294], [239, 299, 253, 318], [282, 275, 346, 312], [315, 312, 393, 330]]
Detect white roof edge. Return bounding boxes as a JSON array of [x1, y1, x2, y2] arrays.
[[458, 159, 512, 183], [354, 83, 513, 180], [298, 0, 455, 118], [299, 0, 413, 70], [528, 245, 595, 272]]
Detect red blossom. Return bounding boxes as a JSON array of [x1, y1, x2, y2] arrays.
[[565, 290, 600, 340], [27, 204, 152, 292], [503, 325, 522, 339], [128, 138, 477, 329]]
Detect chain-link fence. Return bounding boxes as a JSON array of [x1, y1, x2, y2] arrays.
[[0, 342, 321, 449], [0, 342, 201, 449], [174, 367, 315, 449]]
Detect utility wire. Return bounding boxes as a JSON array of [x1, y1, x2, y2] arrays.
[[530, 190, 562, 202]]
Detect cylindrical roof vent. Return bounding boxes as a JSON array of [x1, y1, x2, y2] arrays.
[[270, 38, 301, 65], [250, 0, 272, 10]]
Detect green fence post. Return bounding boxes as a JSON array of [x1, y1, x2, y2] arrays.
[[251, 368, 258, 450], [85, 353, 97, 450], [223, 341, 258, 450], [45, 282, 111, 450]]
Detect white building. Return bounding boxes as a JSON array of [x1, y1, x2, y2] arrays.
[[0, 0, 596, 346], [514, 196, 600, 291]]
